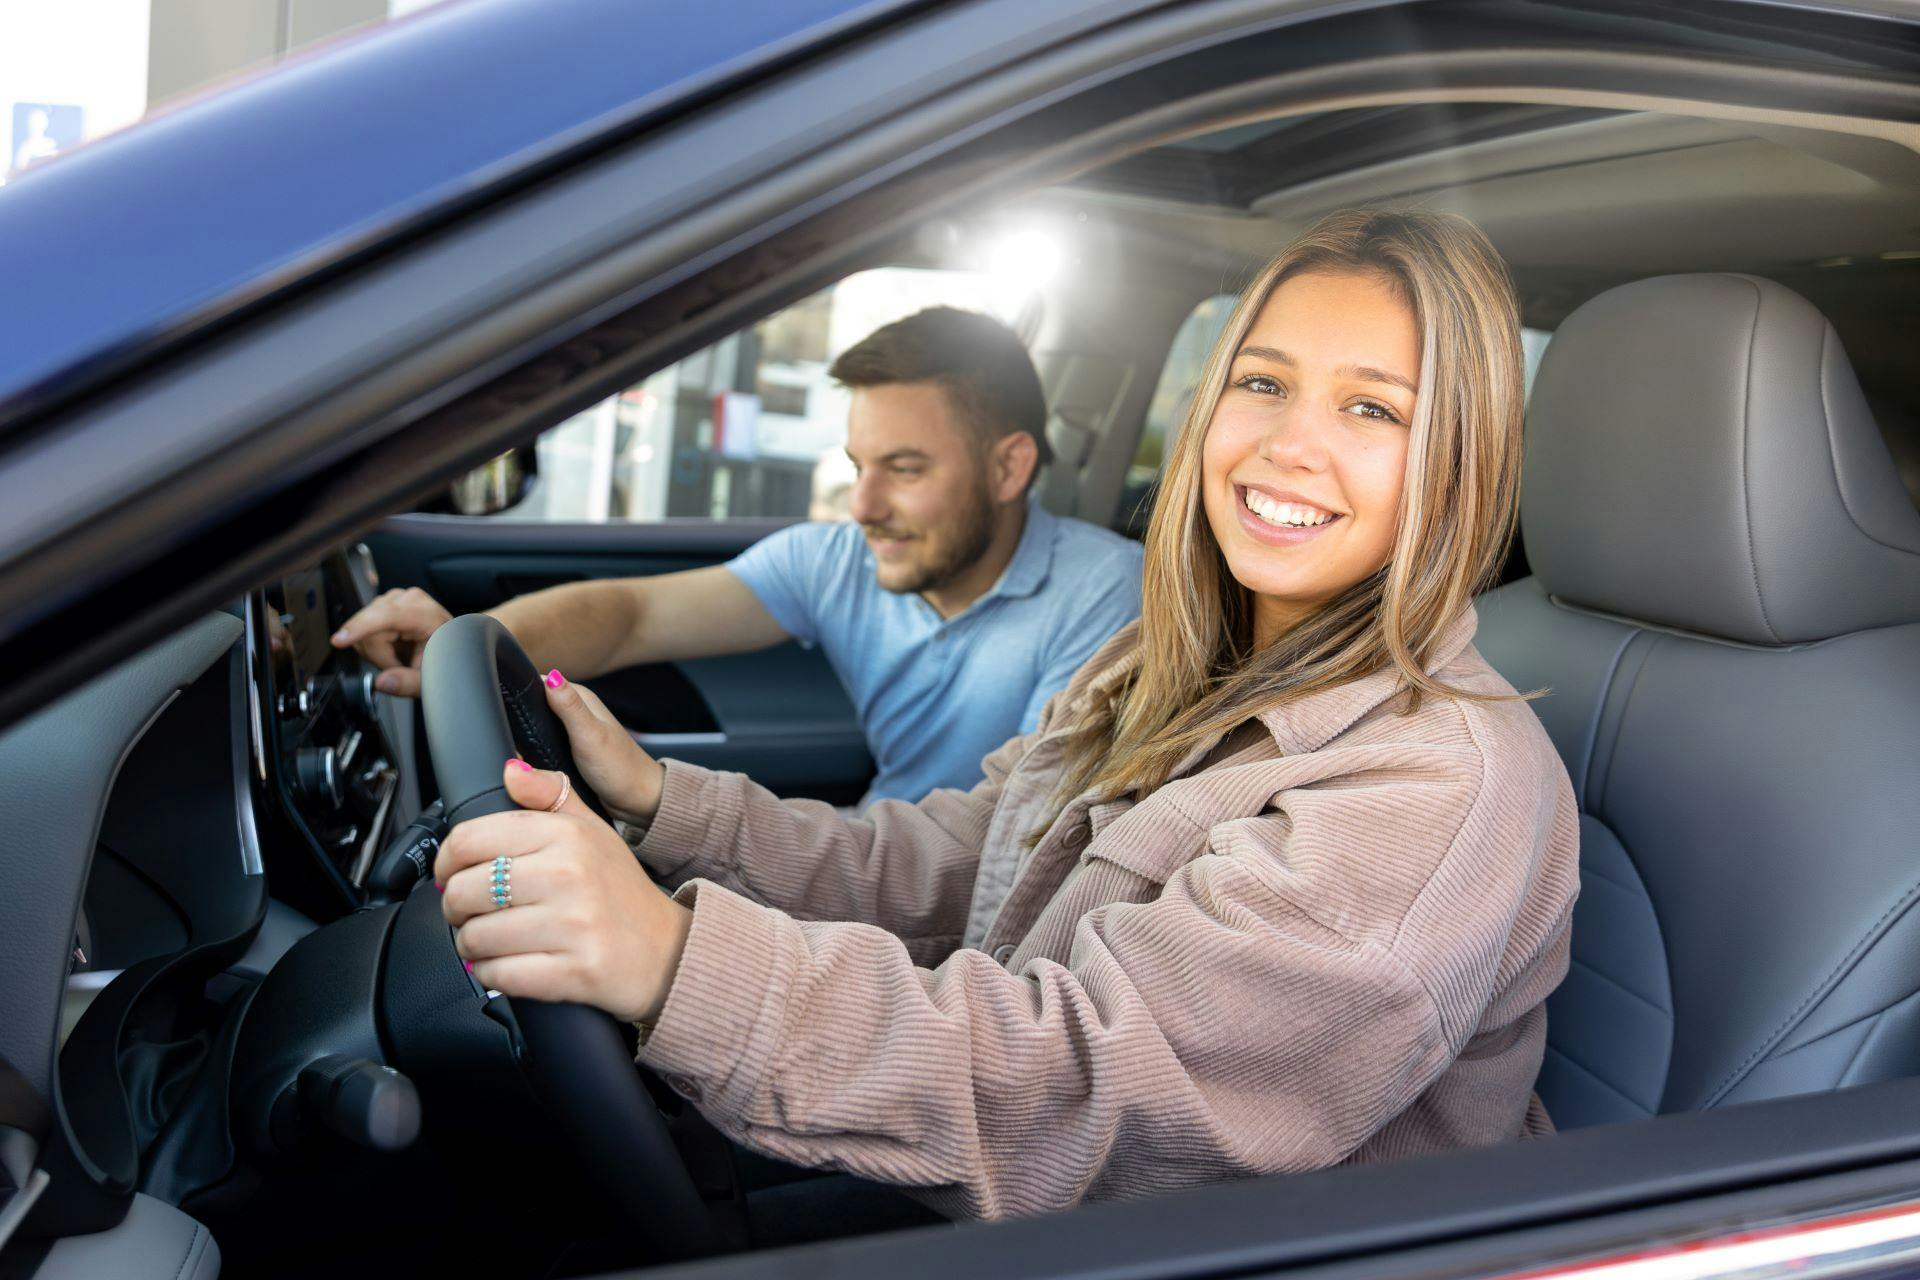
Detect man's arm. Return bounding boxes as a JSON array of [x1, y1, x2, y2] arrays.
[[332, 566, 787, 697], [491, 566, 787, 677]]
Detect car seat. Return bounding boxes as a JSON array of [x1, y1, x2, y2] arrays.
[[1474, 274, 1920, 1128]]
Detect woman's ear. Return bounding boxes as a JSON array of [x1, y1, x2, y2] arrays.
[[993, 431, 1041, 504]]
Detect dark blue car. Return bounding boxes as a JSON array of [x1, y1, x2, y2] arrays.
[[5, 1, 1920, 1276]]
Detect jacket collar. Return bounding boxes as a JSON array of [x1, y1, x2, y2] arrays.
[[1056, 606, 1482, 782], [1251, 606, 1481, 757]]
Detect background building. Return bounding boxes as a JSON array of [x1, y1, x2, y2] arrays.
[[2, 1, 447, 185]]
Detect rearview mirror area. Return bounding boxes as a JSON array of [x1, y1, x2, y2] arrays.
[[446, 448, 535, 515]]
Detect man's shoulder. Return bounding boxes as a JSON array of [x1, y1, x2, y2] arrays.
[[765, 517, 862, 548], [1028, 516, 1141, 665], [1047, 617, 1143, 713], [730, 521, 878, 641], [749, 519, 872, 572], [1046, 515, 1144, 579]]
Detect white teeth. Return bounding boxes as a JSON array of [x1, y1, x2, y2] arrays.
[[1242, 489, 1336, 528]]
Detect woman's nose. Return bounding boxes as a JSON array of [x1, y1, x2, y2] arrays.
[[1256, 405, 1331, 469]]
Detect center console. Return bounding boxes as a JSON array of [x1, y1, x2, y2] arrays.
[[247, 546, 424, 915]]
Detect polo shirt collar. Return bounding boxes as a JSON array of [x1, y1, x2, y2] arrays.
[[987, 498, 1057, 602]]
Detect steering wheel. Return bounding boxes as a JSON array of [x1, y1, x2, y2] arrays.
[[417, 614, 719, 1260]]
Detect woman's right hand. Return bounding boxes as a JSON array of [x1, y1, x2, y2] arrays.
[[539, 670, 666, 827]]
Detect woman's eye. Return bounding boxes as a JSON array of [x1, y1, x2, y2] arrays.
[[1349, 400, 1404, 424], [1234, 373, 1282, 395]]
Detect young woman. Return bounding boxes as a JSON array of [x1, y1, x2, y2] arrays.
[[434, 208, 1581, 1222]]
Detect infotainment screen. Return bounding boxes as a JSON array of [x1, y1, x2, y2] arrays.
[[279, 568, 332, 679]]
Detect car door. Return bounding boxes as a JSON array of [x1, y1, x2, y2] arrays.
[[363, 514, 874, 800]]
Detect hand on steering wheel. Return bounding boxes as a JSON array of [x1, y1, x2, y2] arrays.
[[433, 753, 689, 1024], [534, 671, 667, 827], [417, 614, 721, 1259]]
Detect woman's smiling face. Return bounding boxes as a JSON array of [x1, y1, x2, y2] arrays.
[[1201, 269, 1421, 647]]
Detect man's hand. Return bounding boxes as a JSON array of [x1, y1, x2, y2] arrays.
[[330, 587, 453, 698]]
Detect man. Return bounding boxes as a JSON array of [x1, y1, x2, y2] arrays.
[[335, 307, 1142, 804]]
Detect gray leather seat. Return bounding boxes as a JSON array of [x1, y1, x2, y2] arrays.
[[1475, 274, 1920, 1130]]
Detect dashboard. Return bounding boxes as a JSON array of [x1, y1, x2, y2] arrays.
[[252, 548, 423, 909], [2, 540, 512, 1267], [58, 544, 429, 1050]]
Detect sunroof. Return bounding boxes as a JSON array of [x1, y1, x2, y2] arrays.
[[1168, 118, 1304, 154], [1076, 104, 1620, 208]]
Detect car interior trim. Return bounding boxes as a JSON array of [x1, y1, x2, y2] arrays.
[[636, 1080, 1920, 1280], [0, 1168, 50, 1255], [373, 513, 806, 555], [61, 972, 122, 995], [0, 612, 240, 1105], [1275, 1180, 1920, 1280], [231, 626, 267, 878], [25, 1191, 219, 1280], [631, 732, 730, 749]]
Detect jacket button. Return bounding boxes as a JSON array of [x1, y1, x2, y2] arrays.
[[667, 1074, 701, 1099], [1064, 826, 1089, 848], [993, 944, 1017, 964]]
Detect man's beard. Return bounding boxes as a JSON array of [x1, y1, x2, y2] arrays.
[[867, 477, 998, 597]]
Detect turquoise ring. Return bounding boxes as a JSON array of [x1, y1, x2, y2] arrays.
[[489, 855, 513, 909]]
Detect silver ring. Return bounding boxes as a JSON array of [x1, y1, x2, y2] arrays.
[[545, 772, 571, 813], [489, 855, 513, 909]]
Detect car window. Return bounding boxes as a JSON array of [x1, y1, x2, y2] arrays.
[[496, 267, 1034, 524], [1113, 292, 1237, 530], [1522, 326, 1552, 402]]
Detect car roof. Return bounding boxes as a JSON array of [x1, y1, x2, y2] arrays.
[[0, 0, 908, 438]]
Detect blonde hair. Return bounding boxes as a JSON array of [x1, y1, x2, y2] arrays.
[[1048, 208, 1527, 811]]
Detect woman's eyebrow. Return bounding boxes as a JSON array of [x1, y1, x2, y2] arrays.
[[1235, 346, 1416, 394], [1341, 364, 1418, 395]]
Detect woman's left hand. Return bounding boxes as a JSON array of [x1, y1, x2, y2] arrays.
[[434, 760, 692, 1024]]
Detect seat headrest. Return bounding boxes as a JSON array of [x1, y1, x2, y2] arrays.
[[1522, 273, 1920, 645]]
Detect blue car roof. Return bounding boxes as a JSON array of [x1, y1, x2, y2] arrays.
[[0, 0, 905, 434]]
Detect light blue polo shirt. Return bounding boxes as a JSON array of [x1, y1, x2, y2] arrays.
[[727, 503, 1143, 805]]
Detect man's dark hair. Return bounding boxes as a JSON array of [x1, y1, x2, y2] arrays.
[[828, 306, 1053, 470]]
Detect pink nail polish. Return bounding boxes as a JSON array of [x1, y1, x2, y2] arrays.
[[434, 880, 443, 893], [545, 669, 565, 689], [509, 759, 534, 772], [463, 960, 472, 973]]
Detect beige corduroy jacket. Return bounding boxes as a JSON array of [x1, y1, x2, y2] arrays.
[[633, 608, 1580, 1221]]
